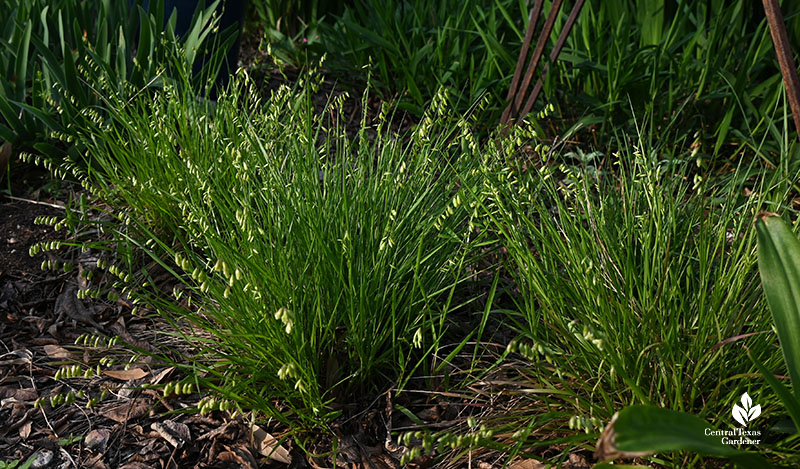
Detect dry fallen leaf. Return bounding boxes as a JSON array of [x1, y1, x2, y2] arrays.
[[1, 394, 37, 411], [253, 425, 292, 464], [12, 388, 39, 403], [119, 463, 153, 469], [0, 349, 32, 366], [103, 368, 150, 381], [197, 419, 238, 441], [595, 412, 620, 461], [150, 366, 175, 385], [83, 453, 109, 469], [594, 412, 651, 462], [56, 285, 103, 328], [43, 344, 74, 359], [218, 446, 259, 469], [85, 428, 111, 452], [152, 420, 190, 448], [103, 400, 151, 423], [18, 421, 31, 440], [508, 460, 547, 469], [566, 453, 590, 467]]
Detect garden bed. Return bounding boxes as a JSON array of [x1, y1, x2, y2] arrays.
[[3, 2, 800, 468]]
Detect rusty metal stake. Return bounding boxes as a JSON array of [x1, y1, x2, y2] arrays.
[[501, 0, 544, 126], [502, 0, 557, 125], [762, 0, 800, 140], [519, 0, 585, 120], [501, 0, 585, 127]]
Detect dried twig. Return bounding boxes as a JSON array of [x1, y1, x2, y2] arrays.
[[3, 194, 65, 210]]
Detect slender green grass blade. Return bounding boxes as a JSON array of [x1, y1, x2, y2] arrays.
[[10, 99, 59, 131]]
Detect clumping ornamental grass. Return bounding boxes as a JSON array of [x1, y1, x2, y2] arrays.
[[482, 140, 791, 438], [65, 72, 502, 424]]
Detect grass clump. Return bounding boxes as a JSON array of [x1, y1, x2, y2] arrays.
[[388, 137, 800, 466], [66, 72, 499, 425], [482, 138, 790, 433]]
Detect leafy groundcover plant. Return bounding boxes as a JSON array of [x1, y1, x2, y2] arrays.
[[53, 69, 503, 426]]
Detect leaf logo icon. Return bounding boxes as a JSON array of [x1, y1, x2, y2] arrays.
[[733, 404, 748, 426], [732, 392, 761, 427]]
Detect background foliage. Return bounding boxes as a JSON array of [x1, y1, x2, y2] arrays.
[[0, 0, 231, 164], [255, 0, 800, 157]]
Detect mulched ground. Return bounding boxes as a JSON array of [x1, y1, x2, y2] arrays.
[[0, 193, 298, 468], [0, 161, 311, 468]]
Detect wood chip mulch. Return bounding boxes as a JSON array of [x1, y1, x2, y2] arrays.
[[0, 194, 309, 468]]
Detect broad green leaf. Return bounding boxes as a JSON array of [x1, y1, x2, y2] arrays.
[[183, 0, 220, 66], [10, 100, 60, 132], [0, 122, 14, 143], [749, 353, 800, 433], [32, 141, 66, 160], [151, 0, 165, 35], [132, 6, 153, 85], [402, 68, 423, 106], [0, 97, 21, 134], [713, 104, 734, 157], [115, 26, 126, 81], [756, 214, 800, 399], [57, 10, 86, 106], [338, 17, 397, 51], [609, 406, 769, 468]]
